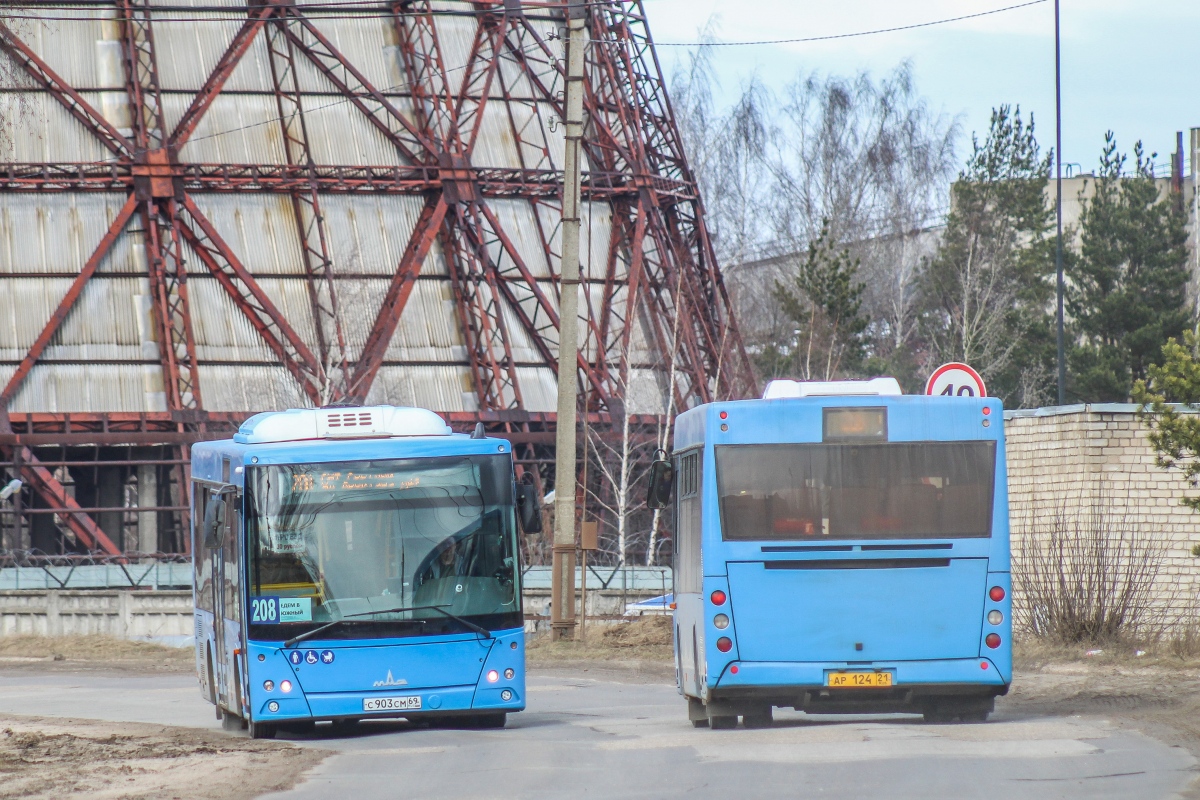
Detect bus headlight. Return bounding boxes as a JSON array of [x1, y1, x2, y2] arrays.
[[501, 689, 513, 701], [713, 614, 729, 630], [987, 610, 1003, 625], [267, 701, 280, 712], [263, 680, 274, 692], [486, 670, 499, 683], [503, 668, 515, 680], [280, 680, 293, 693]]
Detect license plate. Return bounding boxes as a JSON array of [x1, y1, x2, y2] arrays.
[[826, 671, 893, 688], [363, 695, 422, 712]]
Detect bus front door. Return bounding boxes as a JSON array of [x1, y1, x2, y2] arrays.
[[212, 490, 245, 717]]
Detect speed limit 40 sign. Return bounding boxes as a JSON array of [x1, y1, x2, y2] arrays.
[[925, 362, 987, 398]]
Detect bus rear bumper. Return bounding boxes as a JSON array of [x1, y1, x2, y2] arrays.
[[715, 657, 1008, 689], [709, 658, 1008, 713]]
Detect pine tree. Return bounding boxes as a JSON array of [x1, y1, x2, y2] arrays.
[[764, 220, 867, 381], [1069, 134, 1191, 402], [920, 106, 1056, 407]]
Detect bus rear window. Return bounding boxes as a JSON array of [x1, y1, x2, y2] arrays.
[[715, 442, 995, 540]]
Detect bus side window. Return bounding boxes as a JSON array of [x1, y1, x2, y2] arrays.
[[674, 451, 702, 595], [193, 485, 215, 613]]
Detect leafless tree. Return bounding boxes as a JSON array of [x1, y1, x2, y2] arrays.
[[671, 38, 958, 384]]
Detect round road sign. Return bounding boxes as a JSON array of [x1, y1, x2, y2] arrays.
[[925, 362, 987, 398]]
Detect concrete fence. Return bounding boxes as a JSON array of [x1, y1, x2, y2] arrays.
[[0, 590, 194, 644]]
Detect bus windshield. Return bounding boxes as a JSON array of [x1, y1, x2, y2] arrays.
[[715, 442, 995, 541], [245, 455, 520, 640]]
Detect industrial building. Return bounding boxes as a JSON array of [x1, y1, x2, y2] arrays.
[[0, 1, 753, 558]]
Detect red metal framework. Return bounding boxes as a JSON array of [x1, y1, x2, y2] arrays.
[[0, 0, 753, 558]]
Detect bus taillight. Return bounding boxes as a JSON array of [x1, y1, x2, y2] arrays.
[[989, 586, 1005, 602], [716, 637, 733, 653], [710, 590, 727, 606], [985, 633, 1001, 649]]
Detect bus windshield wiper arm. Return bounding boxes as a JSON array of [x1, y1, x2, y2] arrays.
[[282, 604, 491, 648]]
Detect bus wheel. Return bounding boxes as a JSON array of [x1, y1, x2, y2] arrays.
[[248, 720, 276, 739], [709, 715, 737, 730], [961, 709, 990, 723], [742, 708, 773, 729]]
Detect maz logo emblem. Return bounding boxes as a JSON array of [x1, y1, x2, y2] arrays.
[[373, 670, 409, 688]]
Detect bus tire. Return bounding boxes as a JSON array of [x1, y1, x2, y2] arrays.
[[709, 715, 737, 730], [248, 720, 276, 740], [742, 708, 773, 729]]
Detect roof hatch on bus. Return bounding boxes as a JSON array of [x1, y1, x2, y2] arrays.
[[233, 405, 453, 444], [763, 377, 902, 399]]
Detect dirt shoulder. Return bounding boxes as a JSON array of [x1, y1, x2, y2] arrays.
[[526, 616, 675, 682], [0, 636, 193, 674], [0, 715, 328, 800]]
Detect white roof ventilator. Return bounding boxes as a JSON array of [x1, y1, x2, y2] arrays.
[[234, 406, 453, 444], [762, 377, 903, 399]]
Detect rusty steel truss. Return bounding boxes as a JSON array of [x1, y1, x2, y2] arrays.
[[0, 0, 753, 557]]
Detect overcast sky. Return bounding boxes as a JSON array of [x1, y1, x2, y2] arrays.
[[643, 0, 1200, 177]]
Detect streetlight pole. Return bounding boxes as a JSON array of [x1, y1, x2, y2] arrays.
[[550, 2, 585, 641], [1054, 0, 1066, 406]]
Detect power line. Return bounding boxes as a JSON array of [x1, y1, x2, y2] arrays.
[[654, 0, 1048, 47]]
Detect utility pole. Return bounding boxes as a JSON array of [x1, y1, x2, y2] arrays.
[[550, 2, 586, 641], [1054, 0, 1065, 406]]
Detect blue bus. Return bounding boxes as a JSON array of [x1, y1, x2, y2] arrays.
[[191, 405, 541, 738], [654, 379, 1011, 728]]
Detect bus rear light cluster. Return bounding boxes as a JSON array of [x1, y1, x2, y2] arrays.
[[985, 633, 1001, 649], [710, 590, 727, 606], [987, 610, 1003, 625], [716, 637, 733, 653], [713, 614, 729, 630], [989, 586, 1005, 602]]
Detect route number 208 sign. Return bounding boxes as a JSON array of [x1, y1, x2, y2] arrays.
[[925, 362, 987, 398]]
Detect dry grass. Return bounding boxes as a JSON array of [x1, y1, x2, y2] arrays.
[[526, 616, 674, 666], [1015, 633, 1200, 671], [0, 636, 192, 671]]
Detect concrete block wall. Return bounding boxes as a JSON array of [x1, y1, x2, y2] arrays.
[[0, 590, 194, 642], [1005, 404, 1200, 630]]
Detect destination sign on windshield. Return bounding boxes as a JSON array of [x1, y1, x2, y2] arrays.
[[290, 468, 420, 495]]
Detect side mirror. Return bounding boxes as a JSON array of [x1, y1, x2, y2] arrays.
[[517, 483, 543, 534], [202, 494, 225, 550], [646, 450, 674, 510]]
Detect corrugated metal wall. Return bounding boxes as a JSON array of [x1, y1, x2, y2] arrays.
[[1, 4, 661, 415]]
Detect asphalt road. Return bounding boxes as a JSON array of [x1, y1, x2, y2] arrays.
[[0, 667, 1192, 799]]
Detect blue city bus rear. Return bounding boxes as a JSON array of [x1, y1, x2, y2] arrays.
[[672, 388, 1011, 727], [192, 406, 527, 738]]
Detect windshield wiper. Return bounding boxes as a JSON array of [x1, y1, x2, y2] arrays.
[[282, 604, 491, 648]]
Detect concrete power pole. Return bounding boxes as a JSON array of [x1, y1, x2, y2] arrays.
[[550, 3, 586, 641]]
